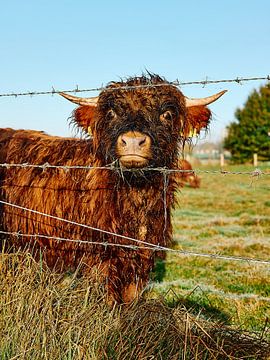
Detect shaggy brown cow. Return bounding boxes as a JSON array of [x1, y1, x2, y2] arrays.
[[177, 159, 201, 188], [0, 74, 226, 304]]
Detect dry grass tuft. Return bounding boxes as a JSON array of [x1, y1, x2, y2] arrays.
[[1, 251, 269, 360]]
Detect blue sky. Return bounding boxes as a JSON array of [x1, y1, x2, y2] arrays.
[[1, 0, 269, 143]]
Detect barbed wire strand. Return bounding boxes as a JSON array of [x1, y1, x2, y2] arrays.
[[0, 163, 269, 177], [0, 76, 269, 98], [0, 200, 158, 250], [0, 230, 142, 251], [149, 282, 270, 303], [0, 202, 270, 266], [2, 226, 270, 303]]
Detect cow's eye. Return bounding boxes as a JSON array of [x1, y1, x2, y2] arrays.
[[107, 109, 117, 120], [160, 110, 173, 121]]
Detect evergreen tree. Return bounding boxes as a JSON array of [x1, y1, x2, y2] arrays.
[[224, 84, 270, 163]]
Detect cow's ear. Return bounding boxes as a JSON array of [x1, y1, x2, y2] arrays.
[[73, 105, 97, 134], [184, 106, 211, 137], [59, 92, 98, 135], [183, 89, 226, 137]]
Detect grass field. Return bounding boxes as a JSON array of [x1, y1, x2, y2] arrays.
[[1, 164, 270, 359], [151, 164, 270, 332]]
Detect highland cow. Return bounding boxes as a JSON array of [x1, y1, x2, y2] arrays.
[[0, 74, 226, 303]]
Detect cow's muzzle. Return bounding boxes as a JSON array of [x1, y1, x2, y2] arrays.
[[116, 131, 152, 168]]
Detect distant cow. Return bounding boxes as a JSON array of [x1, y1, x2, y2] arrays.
[[177, 159, 201, 188], [0, 74, 226, 304]]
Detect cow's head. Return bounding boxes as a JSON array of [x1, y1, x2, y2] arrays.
[[60, 75, 226, 169]]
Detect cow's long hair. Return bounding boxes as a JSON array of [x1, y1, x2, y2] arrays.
[[0, 74, 212, 303]]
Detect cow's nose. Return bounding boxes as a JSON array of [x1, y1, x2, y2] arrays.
[[120, 134, 147, 149], [116, 131, 152, 168]]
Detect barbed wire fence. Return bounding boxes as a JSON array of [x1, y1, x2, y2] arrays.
[[1, 74, 270, 304], [0, 75, 269, 98], [0, 162, 269, 267], [0, 162, 269, 176], [0, 197, 269, 266], [1, 193, 270, 304]]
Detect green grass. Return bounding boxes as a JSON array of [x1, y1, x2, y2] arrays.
[[1, 164, 270, 359], [151, 164, 270, 332]]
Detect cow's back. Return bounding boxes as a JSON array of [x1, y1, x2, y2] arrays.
[[0, 128, 95, 255], [0, 128, 94, 165]]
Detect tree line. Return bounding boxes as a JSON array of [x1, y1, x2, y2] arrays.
[[224, 84, 270, 163]]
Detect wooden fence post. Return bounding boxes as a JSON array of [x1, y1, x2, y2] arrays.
[[253, 153, 258, 167], [220, 153, 225, 167]]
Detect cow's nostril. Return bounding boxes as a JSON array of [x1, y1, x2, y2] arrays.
[[139, 137, 146, 147], [117, 132, 151, 153], [121, 137, 127, 146]]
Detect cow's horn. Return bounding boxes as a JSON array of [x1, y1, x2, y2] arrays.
[[185, 90, 227, 108], [59, 92, 99, 106]]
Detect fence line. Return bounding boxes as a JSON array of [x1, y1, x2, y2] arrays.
[[3, 226, 270, 302], [0, 75, 269, 98], [0, 162, 269, 177], [1, 75, 269, 307], [0, 200, 158, 250], [1, 201, 270, 266]]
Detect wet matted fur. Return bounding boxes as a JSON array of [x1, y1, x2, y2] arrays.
[[0, 74, 215, 303]]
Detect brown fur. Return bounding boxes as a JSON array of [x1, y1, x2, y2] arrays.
[[186, 106, 211, 135], [0, 74, 212, 304], [177, 159, 201, 188]]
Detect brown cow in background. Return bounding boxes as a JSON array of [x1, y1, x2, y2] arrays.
[[177, 159, 201, 188], [0, 74, 226, 304]]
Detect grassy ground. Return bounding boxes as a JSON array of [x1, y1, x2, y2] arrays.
[[1, 253, 269, 360], [1, 164, 270, 359], [151, 164, 270, 333]]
